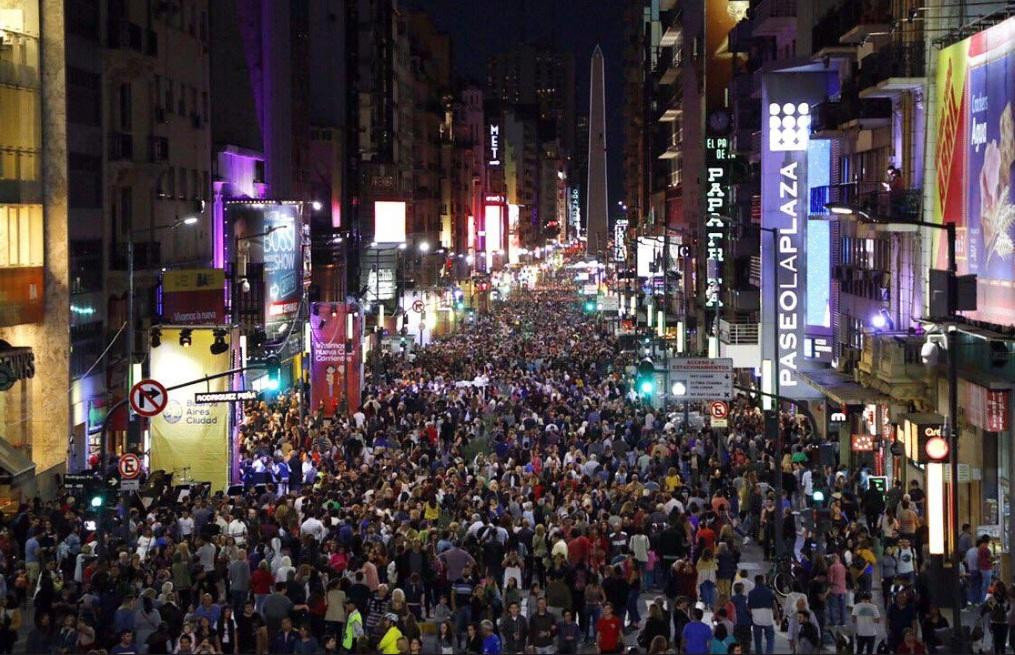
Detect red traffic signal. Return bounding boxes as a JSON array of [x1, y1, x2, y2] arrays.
[[924, 436, 950, 462]]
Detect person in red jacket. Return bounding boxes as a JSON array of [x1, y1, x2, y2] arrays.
[[250, 560, 274, 615], [596, 602, 623, 654]]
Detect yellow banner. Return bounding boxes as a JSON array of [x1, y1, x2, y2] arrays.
[[162, 269, 225, 293], [150, 327, 232, 490]]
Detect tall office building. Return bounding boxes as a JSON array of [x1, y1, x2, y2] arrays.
[[586, 45, 608, 257]]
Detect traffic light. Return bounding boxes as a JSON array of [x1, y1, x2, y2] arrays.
[[583, 300, 596, 313], [924, 433, 950, 462], [455, 300, 465, 311], [636, 358, 655, 397], [90, 492, 106, 509], [265, 356, 281, 391]]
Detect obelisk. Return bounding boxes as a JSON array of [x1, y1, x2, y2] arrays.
[[586, 45, 609, 258]]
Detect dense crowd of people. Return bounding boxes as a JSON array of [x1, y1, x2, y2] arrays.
[[0, 275, 1004, 654]]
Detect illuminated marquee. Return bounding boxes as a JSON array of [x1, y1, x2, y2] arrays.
[[571, 188, 582, 237], [761, 73, 827, 390], [705, 137, 730, 310], [614, 219, 628, 261]]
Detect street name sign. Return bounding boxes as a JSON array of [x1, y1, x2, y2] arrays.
[[194, 390, 259, 404]]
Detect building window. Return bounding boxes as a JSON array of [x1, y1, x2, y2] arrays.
[[119, 82, 132, 131], [0, 205, 43, 268], [178, 168, 186, 199], [167, 166, 175, 197], [165, 77, 173, 113]]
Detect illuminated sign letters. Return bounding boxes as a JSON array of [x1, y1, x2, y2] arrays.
[[488, 125, 501, 166], [761, 73, 827, 390], [705, 137, 730, 311]]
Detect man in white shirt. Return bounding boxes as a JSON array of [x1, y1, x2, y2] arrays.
[[177, 511, 194, 540], [300, 512, 327, 543], [227, 512, 248, 547], [851, 591, 881, 654]]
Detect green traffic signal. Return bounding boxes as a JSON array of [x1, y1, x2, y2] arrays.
[[265, 356, 281, 391], [583, 300, 596, 313], [90, 494, 103, 509]]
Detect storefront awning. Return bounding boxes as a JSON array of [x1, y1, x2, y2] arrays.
[[800, 368, 892, 406], [0, 438, 35, 484]]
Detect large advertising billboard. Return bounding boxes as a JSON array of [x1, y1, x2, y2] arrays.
[[761, 72, 829, 392], [150, 327, 232, 490], [310, 303, 362, 416], [226, 202, 304, 335], [161, 269, 225, 325], [374, 201, 407, 244], [933, 16, 1015, 327]]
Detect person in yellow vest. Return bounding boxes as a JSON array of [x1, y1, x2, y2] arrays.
[[341, 599, 363, 653], [377, 613, 404, 654]]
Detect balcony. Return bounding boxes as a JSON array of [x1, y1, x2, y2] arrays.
[[811, 3, 862, 60], [719, 319, 759, 345], [658, 143, 680, 160], [811, 181, 922, 221], [839, 0, 892, 44], [858, 41, 926, 97], [751, 0, 796, 37], [811, 100, 845, 136], [659, 8, 682, 47], [857, 333, 928, 402]]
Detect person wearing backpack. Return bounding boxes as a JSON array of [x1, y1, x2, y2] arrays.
[[981, 584, 1011, 654]]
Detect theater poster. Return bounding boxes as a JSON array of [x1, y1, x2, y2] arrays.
[[310, 302, 362, 416], [934, 16, 1015, 326]]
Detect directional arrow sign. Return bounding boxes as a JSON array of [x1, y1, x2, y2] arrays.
[[129, 379, 168, 417]]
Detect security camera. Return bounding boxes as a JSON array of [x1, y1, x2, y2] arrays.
[[921, 334, 947, 366]]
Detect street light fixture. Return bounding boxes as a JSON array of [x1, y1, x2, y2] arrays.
[[825, 200, 973, 643], [124, 216, 200, 436], [418, 241, 431, 253]]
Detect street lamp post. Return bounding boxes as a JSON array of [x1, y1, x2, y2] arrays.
[[123, 216, 199, 452], [759, 225, 784, 558], [826, 202, 966, 644]]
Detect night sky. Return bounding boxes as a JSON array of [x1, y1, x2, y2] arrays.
[[412, 0, 627, 205]]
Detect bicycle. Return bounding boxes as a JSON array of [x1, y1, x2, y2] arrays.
[[766, 554, 800, 598]]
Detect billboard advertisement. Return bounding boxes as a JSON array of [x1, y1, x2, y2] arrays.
[[933, 16, 1015, 326], [161, 269, 225, 325], [150, 327, 232, 490], [309, 303, 362, 416], [374, 201, 407, 244], [761, 72, 829, 393], [226, 202, 304, 335], [636, 236, 683, 278]]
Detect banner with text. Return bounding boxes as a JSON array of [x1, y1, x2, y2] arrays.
[[310, 303, 363, 416], [761, 72, 829, 394]]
